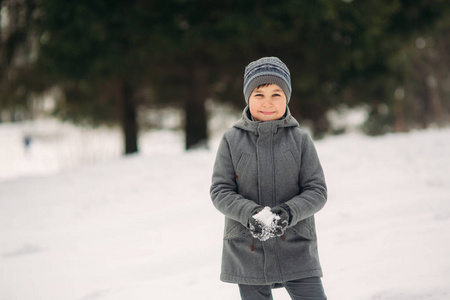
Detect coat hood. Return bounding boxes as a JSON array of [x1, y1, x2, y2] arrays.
[[234, 106, 300, 133]]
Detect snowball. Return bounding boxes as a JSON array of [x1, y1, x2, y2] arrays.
[[251, 207, 281, 241], [253, 206, 280, 226]]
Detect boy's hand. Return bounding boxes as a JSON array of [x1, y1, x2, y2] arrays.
[[248, 206, 263, 226], [248, 206, 264, 236], [249, 217, 264, 236], [271, 204, 291, 236]]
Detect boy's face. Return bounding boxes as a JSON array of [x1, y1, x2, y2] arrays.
[[248, 84, 287, 121]]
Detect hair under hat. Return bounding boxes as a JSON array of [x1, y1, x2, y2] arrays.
[[243, 57, 292, 104]]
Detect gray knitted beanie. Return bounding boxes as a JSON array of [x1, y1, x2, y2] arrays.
[[243, 57, 292, 104]]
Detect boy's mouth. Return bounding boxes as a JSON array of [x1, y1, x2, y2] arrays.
[[260, 111, 275, 115]]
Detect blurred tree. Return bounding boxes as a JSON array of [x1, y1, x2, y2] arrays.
[[357, 0, 450, 135], [173, 0, 450, 139], [146, 1, 256, 149], [391, 17, 450, 131], [4, 0, 449, 148], [37, 0, 240, 151], [36, 0, 158, 154], [0, 0, 42, 122], [190, 0, 449, 137]]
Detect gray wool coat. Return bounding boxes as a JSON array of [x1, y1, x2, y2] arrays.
[[210, 106, 327, 285]]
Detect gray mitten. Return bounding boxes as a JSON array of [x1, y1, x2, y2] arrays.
[[248, 206, 264, 237], [271, 204, 291, 236]]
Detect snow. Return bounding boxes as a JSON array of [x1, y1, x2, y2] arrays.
[[253, 207, 280, 227], [1, 119, 450, 300]]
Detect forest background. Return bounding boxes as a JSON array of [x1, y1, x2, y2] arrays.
[[1, 0, 450, 153]]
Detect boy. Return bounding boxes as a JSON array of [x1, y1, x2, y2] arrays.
[[210, 57, 327, 300]]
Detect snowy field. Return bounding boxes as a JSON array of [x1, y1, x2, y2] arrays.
[[1, 119, 449, 300]]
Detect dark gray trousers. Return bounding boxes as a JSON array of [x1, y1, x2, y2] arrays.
[[238, 277, 327, 300]]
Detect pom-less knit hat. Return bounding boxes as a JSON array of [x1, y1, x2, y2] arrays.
[[243, 57, 292, 104]]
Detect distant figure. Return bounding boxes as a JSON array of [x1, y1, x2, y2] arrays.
[[23, 135, 33, 151], [210, 57, 328, 299]]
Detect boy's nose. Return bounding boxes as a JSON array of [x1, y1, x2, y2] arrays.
[[262, 99, 273, 106]]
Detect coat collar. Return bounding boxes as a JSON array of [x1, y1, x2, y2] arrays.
[[233, 106, 299, 134]]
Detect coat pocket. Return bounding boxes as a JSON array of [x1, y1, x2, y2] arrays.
[[279, 150, 300, 186], [235, 153, 251, 179], [290, 218, 316, 240], [224, 219, 249, 240], [283, 150, 299, 174]]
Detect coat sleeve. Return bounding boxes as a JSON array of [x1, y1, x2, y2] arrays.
[[210, 134, 261, 227], [285, 133, 327, 226]]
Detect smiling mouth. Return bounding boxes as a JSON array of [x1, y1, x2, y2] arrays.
[[260, 111, 275, 115]]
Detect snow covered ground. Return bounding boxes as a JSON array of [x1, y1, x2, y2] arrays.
[[1, 119, 449, 300]]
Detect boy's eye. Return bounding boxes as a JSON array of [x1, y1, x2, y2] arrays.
[[273, 93, 281, 97], [254, 93, 264, 97]]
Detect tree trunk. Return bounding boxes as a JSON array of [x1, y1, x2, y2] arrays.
[[185, 65, 208, 150], [427, 74, 444, 126], [394, 99, 406, 132], [120, 81, 138, 154]]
